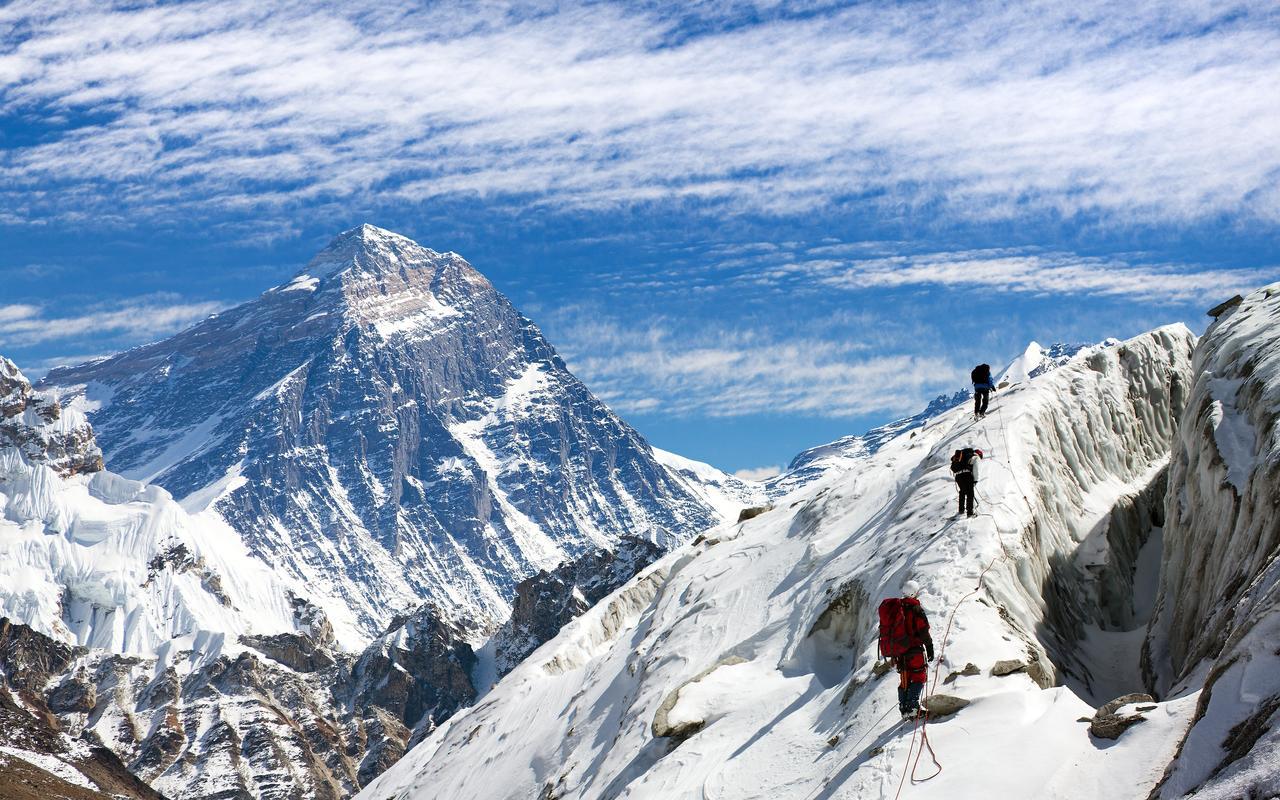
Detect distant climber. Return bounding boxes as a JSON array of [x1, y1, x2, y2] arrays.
[[950, 447, 983, 517], [971, 364, 995, 417], [878, 581, 935, 721]]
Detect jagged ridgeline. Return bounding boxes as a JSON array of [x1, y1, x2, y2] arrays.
[[42, 225, 745, 644], [359, 284, 1280, 800]]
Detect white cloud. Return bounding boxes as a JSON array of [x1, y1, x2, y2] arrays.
[[1, 0, 1278, 225], [0, 296, 224, 348], [734, 465, 782, 481], [554, 315, 963, 419], [768, 249, 1278, 303]]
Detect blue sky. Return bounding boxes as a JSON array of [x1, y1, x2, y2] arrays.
[[1, 0, 1277, 476]]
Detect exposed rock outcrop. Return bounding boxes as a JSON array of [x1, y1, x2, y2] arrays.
[[0, 619, 164, 800], [493, 537, 665, 675], [0, 358, 101, 477]]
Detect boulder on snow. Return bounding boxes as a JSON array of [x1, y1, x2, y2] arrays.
[[943, 663, 980, 684], [737, 505, 772, 522], [1089, 693, 1154, 740], [990, 659, 1027, 677], [922, 694, 970, 719]]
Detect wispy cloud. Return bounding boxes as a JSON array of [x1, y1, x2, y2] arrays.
[[554, 315, 964, 419], [751, 248, 1278, 302], [1, 1, 1278, 226], [575, 238, 1277, 304], [734, 465, 782, 481], [0, 295, 223, 348]]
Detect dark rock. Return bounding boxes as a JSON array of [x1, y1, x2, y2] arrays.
[[737, 505, 771, 522], [0, 359, 102, 477], [0, 620, 163, 800], [46, 673, 96, 714], [493, 537, 664, 675], [922, 694, 970, 719], [944, 663, 980, 684], [1090, 693, 1154, 739], [991, 659, 1027, 677], [242, 633, 335, 673]]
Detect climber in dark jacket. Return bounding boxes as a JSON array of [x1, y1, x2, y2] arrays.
[[971, 364, 995, 417], [950, 447, 983, 517], [894, 581, 934, 719]]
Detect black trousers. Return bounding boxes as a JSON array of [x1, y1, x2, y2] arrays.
[[956, 475, 975, 515], [974, 388, 990, 415]]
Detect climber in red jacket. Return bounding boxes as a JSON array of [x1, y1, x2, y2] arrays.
[[878, 580, 935, 720]]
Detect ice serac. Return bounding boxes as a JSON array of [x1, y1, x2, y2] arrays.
[[1144, 283, 1280, 800], [43, 224, 720, 640], [357, 327, 1199, 800]]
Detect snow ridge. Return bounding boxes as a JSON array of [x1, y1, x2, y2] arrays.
[[358, 326, 1199, 800]]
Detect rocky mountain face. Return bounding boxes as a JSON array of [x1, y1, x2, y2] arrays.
[[1, 354, 680, 799], [491, 536, 666, 677], [43, 225, 721, 643], [1, 357, 102, 477], [0, 619, 164, 800], [1144, 283, 1280, 799]]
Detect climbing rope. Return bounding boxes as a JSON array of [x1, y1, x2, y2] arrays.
[[993, 394, 1037, 515], [808, 390, 1040, 799]]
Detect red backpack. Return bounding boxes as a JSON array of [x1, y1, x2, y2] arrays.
[[878, 597, 925, 657]]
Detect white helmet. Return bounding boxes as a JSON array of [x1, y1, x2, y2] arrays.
[[902, 580, 921, 598]]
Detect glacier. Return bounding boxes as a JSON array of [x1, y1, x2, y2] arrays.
[[358, 324, 1211, 800]]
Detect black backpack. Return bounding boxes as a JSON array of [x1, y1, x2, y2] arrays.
[[970, 364, 991, 385], [950, 448, 974, 474]]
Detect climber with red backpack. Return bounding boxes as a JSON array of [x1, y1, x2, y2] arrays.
[[950, 447, 983, 518], [878, 580, 935, 720], [971, 363, 995, 418]]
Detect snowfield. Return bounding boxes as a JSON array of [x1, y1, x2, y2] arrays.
[[359, 325, 1207, 800]]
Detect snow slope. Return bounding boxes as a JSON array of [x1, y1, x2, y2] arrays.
[[765, 342, 1090, 498], [359, 325, 1198, 800], [651, 447, 767, 520]]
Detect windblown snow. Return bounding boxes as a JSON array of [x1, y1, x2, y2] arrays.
[[359, 326, 1204, 800]]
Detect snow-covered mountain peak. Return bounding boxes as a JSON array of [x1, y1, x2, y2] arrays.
[[300, 223, 470, 284], [44, 227, 724, 643], [998, 340, 1095, 387]]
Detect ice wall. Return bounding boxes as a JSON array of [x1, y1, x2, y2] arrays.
[[974, 325, 1192, 693], [1145, 283, 1280, 799]]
